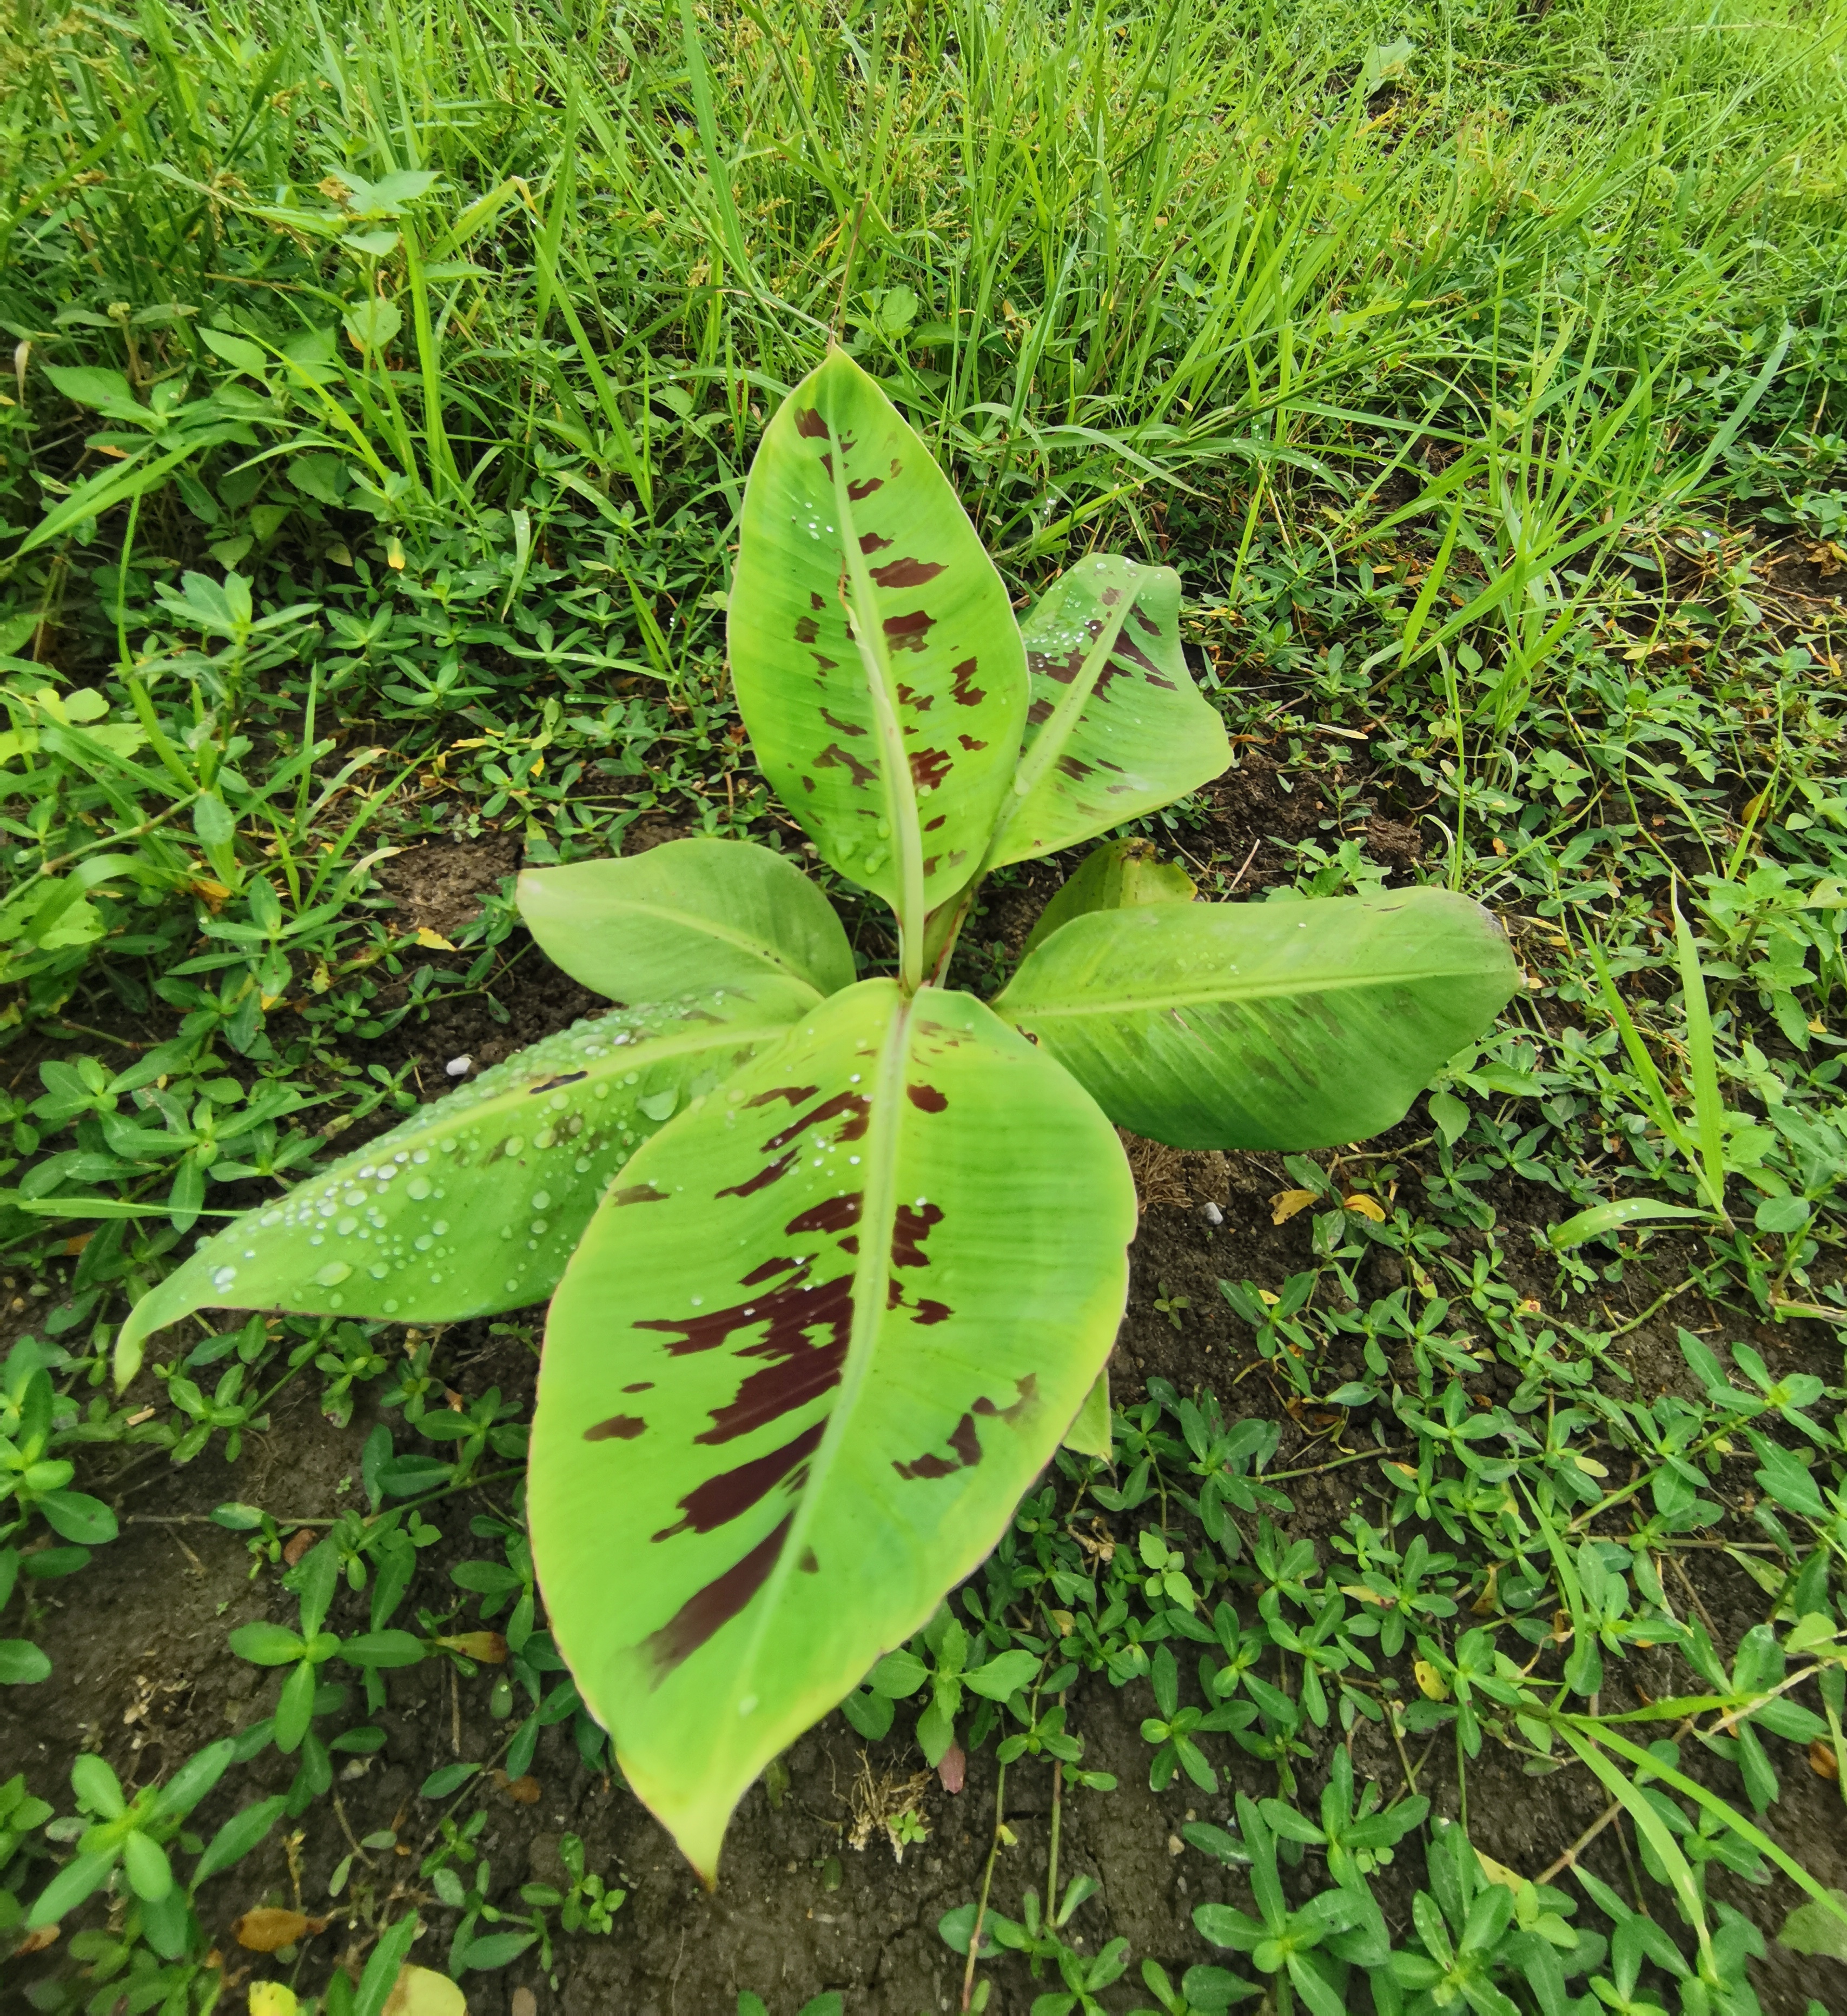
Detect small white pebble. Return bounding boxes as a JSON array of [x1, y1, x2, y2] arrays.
[[445, 1056, 472, 1078], [1202, 1201, 1224, 1226]]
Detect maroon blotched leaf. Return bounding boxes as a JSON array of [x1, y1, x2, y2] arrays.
[[987, 555, 1230, 867], [730, 352, 1027, 950], [528, 977, 1134, 1879]]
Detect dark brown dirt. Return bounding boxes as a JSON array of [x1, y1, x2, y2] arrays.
[[372, 839, 522, 944], [6, 839, 1845, 2016]]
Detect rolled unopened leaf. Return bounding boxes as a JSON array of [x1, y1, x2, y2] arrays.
[[1021, 834, 1194, 961]]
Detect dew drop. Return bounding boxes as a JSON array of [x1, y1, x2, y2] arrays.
[[212, 1266, 238, 1291], [432, 1221, 448, 1236], [337, 1216, 359, 1236], [532, 1190, 552, 1212], [407, 1176, 432, 1201], [315, 1261, 353, 1286], [505, 1136, 525, 1157]]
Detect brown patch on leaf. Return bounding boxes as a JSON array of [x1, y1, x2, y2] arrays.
[[869, 557, 945, 589], [584, 1414, 646, 1442]]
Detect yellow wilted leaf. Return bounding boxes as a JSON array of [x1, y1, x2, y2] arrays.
[[1413, 1659, 1449, 1701], [1341, 1192, 1386, 1222], [437, 1631, 507, 1664], [382, 1967, 468, 2016], [249, 1986, 301, 2016], [234, 1909, 309, 1953], [1269, 1188, 1318, 1225], [1475, 1848, 1526, 1893], [1572, 1452, 1608, 1478], [1340, 1584, 1394, 1608], [414, 927, 457, 951]]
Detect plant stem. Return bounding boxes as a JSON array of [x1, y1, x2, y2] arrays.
[[1046, 1690, 1067, 1911], [960, 1758, 1008, 2015]]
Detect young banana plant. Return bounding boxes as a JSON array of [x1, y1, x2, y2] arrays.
[[116, 350, 1517, 1879]]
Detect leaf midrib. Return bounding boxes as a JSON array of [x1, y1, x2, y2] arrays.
[[118, 1006, 810, 1354], [600, 896, 822, 985], [1007, 964, 1495, 1019], [987, 559, 1135, 868], [730, 982, 916, 1695]]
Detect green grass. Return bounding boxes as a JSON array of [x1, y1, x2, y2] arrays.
[[4, 0, 1847, 2008]]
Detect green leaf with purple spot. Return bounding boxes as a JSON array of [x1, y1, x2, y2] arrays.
[[994, 889, 1520, 1150], [986, 556, 1230, 869], [528, 977, 1134, 1879], [729, 350, 1027, 949], [114, 981, 818, 1388]]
